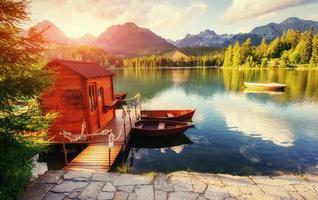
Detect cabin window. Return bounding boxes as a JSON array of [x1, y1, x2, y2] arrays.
[[97, 87, 103, 102], [88, 85, 96, 112]]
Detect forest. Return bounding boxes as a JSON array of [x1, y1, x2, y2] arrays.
[[223, 29, 318, 68], [123, 29, 318, 68], [46, 46, 123, 67], [123, 48, 224, 68]]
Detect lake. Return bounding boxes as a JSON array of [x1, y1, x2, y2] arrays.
[[113, 67, 318, 175]]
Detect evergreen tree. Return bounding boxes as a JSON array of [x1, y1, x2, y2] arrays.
[[310, 33, 318, 65], [267, 38, 282, 58], [289, 50, 301, 64], [240, 38, 252, 63], [255, 38, 268, 59], [282, 29, 300, 49], [280, 30, 289, 50], [0, 1, 54, 199], [294, 30, 313, 64], [232, 41, 242, 67], [223, 45, 233, 67]]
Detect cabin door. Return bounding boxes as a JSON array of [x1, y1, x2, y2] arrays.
[[88, 84, 100, 132]]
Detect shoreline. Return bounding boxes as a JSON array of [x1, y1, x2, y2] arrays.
[[20, 170, 318, 199], [113, 66, 318, 70]]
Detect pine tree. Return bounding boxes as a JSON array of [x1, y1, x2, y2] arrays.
[[232, 41, 242, 67], [255, 38, 268, 59], [267, 38, 282, 58], [240, 38, 252, 63], [223, 45, 233, 67], [286, 29, 300, 49], [294, 29, 313, 64], [310, 33, 318, 65], [0, 1, 54, 198], [280, 30, 290, 50]]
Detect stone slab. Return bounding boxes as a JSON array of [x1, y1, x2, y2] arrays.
[[63, 171, 92, 181], [97, 192, 114, 200], [168, 192, 199, 200], [50, 181, 88, 193], [79, 182, 103, 199], [113, 174, 153, 186], [135, 185, 154, 200], [204, 185, 229, 200]]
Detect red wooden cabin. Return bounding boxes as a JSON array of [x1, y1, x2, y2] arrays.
[[41, 59, 116, 143]]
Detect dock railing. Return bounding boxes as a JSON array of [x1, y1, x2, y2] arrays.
[[61, 93, 141, 169], [107, 93, 141, 164]]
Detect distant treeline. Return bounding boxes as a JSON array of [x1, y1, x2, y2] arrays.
[[123, 48, 224, 68], [124, 29, 318, 68], [46, 46, 123, 67], [223, 29, 318, 68]]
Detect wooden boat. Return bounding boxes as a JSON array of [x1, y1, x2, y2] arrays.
[[132, 120, 194, 137], [140, 109, 195, 121], [114, 92, 127, 100], [244, 82, 286, 91]]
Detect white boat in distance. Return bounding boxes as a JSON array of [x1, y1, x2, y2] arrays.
[[244, 82, 286, 91]]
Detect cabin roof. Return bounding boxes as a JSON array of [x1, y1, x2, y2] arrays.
[[48, 59, 114, 78]]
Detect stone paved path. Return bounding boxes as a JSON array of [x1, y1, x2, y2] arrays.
[[20, 170, 318, 200]]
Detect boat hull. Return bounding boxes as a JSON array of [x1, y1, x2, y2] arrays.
[[132, 120, 193, 137], [140, 109, 195, 121], [244, 82, 286, 91]]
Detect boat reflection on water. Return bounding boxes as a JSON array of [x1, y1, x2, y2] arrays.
[[243, 88, 285, 95], [129, 133, 193, 149], [118, 133, 193, 172]]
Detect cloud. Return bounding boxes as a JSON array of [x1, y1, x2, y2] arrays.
[[144, 2, 207, 32], [223, 0, 317, 22], [72, 0, 207, 32], [29, 0, 208, 38], [308, 14, 318, 21], [213, 94, 295, 147]]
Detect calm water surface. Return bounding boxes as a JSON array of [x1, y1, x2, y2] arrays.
[[113, 67, 318, 175]]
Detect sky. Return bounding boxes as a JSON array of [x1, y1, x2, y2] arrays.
[[28, 0, 318, 40]]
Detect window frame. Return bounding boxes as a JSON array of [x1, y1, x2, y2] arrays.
[[88, 84, 97, 112]]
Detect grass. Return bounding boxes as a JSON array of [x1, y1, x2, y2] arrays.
[[142, 171, 157, 178], [115, 164, 130, 173]]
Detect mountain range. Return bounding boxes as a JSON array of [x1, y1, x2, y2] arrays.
[[174, 30, 233, 48], [24, 20, 175, 57], [24, 17, 318, 57], [250, 17, 318, 40], [95, 22, 175, 56], [176, 17, 318, 48]]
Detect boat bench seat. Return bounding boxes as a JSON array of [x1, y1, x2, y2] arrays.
[[158, 122, 165, 129], [167, 113, 174, 117]]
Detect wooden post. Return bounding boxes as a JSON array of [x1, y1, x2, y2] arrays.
[[121, 108, 127, 145], [108, 147, 111, 166], [124, 122, 127, 145], [139, 97, 142, 115], [127, 106, 132, 128], [134, 103, 137, 120], [62, 143, 68, 164]]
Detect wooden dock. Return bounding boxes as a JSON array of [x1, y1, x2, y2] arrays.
[[64, 144, 121, 172], [64, 109, 136, 172]]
